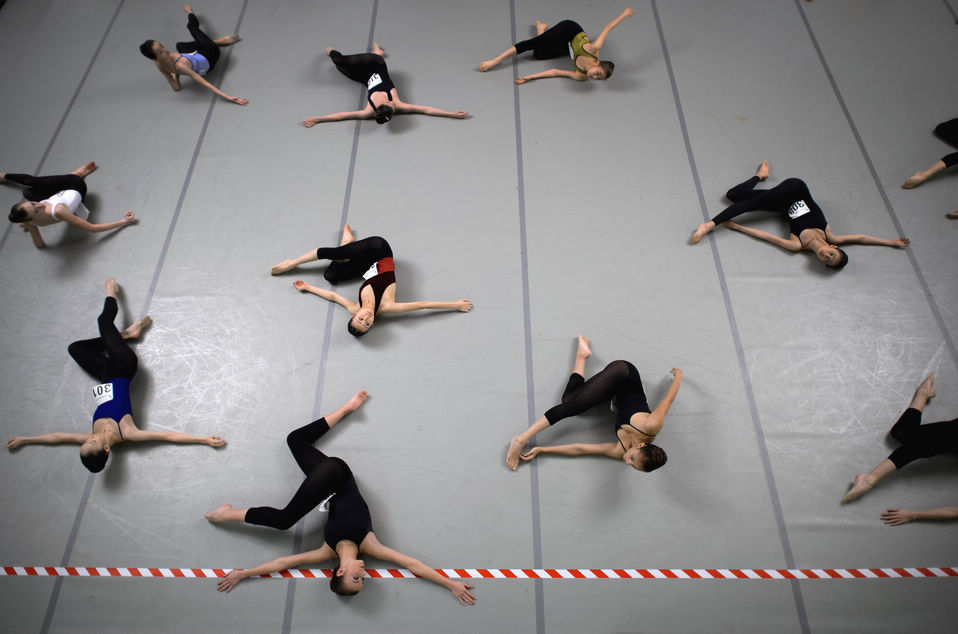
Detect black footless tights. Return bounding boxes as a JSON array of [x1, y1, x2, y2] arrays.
[[329, 51, 388, 84], [176, 12, 220, 69], [315, 236, 393, 284], [933, 118, 958, 168], [710, 177, 813, 225], [245, 418, 352, 530], [4, 173, 87, 202], [545, 360, 644, 425], [67, 297, 138, 383], [887, 408, 958, 469], [514, 20, 583, 60]]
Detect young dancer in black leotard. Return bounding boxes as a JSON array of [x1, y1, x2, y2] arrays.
[[302, 43, 467, 127], [479, 8, 633, 84], [690, 162, 910, 269], [270, 225, 472, 337], [505, 336, 682, 472], [205, 391, 475, 604], [843, 374, 958, 503], [902, 118, 958, 218], [6, 279, 225, 471], [3, 161, 136, 249], [139, 5, 247, 105]]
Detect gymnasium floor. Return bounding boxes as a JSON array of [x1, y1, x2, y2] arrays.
[[1, 0, 956, 632]]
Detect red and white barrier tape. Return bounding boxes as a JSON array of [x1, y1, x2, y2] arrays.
[[2, 566, 956, 580]]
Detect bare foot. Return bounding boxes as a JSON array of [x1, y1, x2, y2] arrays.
[[691, 221, 714, 245], [372, 42, 385, 56], [105, 277, 119, 295], [72, 161, 97, 178], [913, 373, 936, 403], [271, 259, 296, 275], [340, 223, 355, 245], [947, 210, 958, 219], [902, 172, 927, 189], [577, 335, 592, 359], [183, 4, 194, 14], [121, 315, 152, 340], [0, 172, 6, 183], [216, 34, 241, 46], [756, 160, 770, 181], [842, 474, 874, 503], [535, 20, 548, 35], [326, 46, 334, 55], [345, 390, 369, 413], [506, 436, 526, 470], [205, 503, 236, 523]]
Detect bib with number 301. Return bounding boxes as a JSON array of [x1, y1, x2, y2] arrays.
[[92, 382, 114, 406]]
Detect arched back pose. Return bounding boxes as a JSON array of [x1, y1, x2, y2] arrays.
[[3, 161, 136, 249], [138, 5, 247, 105], [479, 8, 633, 84], [270, 225, 472, 336], [205, 391, 475, 604], [902, 118, 958, 218], [690, 162, 910, 269], [302, 44, 468, 127], [843, 374, 958, 503], [505, 336, 682, 472], [6, 279, 226, 472]]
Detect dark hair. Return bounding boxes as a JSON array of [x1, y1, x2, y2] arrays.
[[374, 104, 394, 124], [9, 203, 28, 223], [828, 248, 849, 270], [139, 40, 158, 59], [347, 320, 368, 338], [329, 563, 360, 596], [596, 60, 615, 79], [80, 448, 109, 473], [638, 444, 667, 473]]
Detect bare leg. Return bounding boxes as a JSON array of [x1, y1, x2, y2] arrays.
[[843, 375, 935, 503], [340, 223, 355, 246], [105, 277, 119, 299], [271, 248, 320, 275], [371, 42, 385, 56], [573, 335, 592, 377], [755, 160, 770, 181], [324, 390, 368, 428], [480, 46, 518, 72], [70, 161, 97, 178], [121, 316, 152, 340], [506, 417, 550, 471], [903, 160, 947, 189]]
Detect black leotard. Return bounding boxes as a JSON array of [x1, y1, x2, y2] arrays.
[[545, 360, 650, 432], [359, 258, 396, 314], [328, 51, 395, 107], [711, 177, 828, 241]]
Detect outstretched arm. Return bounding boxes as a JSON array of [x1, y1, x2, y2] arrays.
[[293, 280, 360, 313], [592, 7, 635, 52], [362, 536, 475, 605], [394, 102, 468, 119], [179, 66, 248, 105], [881, 507, 958, 526], [60, 209, 136, 234], [516, 69, 585, 84], [7, 433, 88, 449], [378, 299, 472, 315], [123, 428, 226, 447], [723, 221, 803, 252], [642, 368, 683, 437], [521, 441, 622, 462], [825, 228, 909, 248], [217, 546, 335, 593], [302, 106, 375, 127]]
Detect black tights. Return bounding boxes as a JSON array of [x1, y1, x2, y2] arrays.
[[245, 418, 352, 530], [544, 360, 645, 425], [315, 236, 393, 284], [67, 297, 137, 383], [933, 118, 958, 168], [176, 12, 220, 69], [4, 173, 87, 202], [514, 20, 584, 59], [329, 51, 387, 84], [887, 408, 958, 469], [711, 177, 812, 225]]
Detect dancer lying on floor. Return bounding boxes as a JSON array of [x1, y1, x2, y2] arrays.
[[271, 225, 472, 337], [6, 278, 226, 472], [690, 161, 910, 269], [480, 8, 633, 84], [302, 43, 467, 126], [139, 5, 247, 105], [3, 161, 136, 249], [843, 374, 957, 503], [506, 336, 681, 472], [901, 117, 958, 218], [205, 390, 475, 604]]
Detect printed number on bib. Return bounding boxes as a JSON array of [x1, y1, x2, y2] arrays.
[[367, 73, 383, 90], [92, 383, 114, 405], [788, 200, 811, 219]]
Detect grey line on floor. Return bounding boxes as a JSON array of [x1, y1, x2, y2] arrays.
[[650, 2, 811, 632], [509, 1, 545, 633], [793, 0, 958, 367], [0, 0, 127, 255]]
